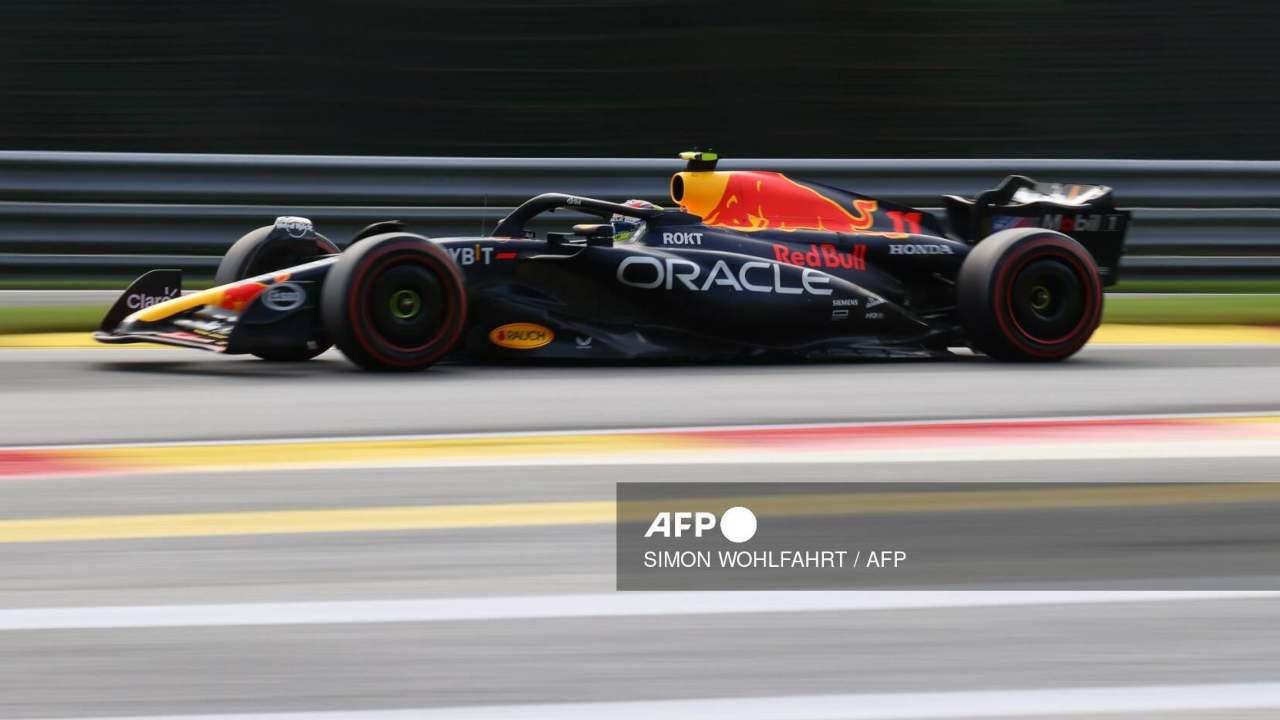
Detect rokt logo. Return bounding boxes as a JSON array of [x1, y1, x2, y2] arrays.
[[644, 506, 757, 543], [661, 232, 703, 245]]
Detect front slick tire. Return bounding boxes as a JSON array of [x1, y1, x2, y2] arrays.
[[218, 225, 341, 362], [322, 233, 467, 371], [958, 228, 1103, 362]]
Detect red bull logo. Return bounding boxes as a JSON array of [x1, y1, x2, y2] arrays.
[[672, 171, 878, 233], [773, 243, 867, 271]]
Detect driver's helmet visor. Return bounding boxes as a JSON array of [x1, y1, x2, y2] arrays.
[[611, 215, 644, 243], [611, 199, 661, 243]]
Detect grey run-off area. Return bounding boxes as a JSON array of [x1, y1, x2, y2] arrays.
[[2, 344, 1280, 718]]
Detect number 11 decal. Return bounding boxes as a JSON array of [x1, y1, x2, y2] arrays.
[[885, 211, 923, 234]]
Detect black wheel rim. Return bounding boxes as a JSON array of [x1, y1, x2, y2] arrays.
[[367, 263, 447, 349], [1010, 258, 1087, 343]]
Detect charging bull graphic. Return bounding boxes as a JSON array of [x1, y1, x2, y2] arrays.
[[672, 170, 878, 232]]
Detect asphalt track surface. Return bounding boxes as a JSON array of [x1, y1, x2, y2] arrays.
[[4, 345, 1280, 718], [5, 344, 1280, 445]]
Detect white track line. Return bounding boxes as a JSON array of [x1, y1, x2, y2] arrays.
[[1, 590, 1275, 631], [27, 682, 1280, 720]]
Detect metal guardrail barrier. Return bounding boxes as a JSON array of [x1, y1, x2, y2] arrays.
[[2, 151, 1279, 280]]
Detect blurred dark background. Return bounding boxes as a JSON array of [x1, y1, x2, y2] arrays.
[[1, 0, 1275, 158]]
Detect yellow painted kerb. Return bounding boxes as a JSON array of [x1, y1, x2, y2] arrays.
[[1092, 324, 1280, 345], [0, 332, 157, 348], [4, 483, 1280, 544]]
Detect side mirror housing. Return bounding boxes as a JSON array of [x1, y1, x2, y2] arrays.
[[573, 223, 615, 246]]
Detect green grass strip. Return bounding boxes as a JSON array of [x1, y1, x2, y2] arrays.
[[0, 305, 106, 335], [1103, 294, 1280, 325]]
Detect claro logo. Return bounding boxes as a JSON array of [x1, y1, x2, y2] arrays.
[[125, 287, 180, 309], [489, 323, 554, 350], [617, 257, 832, 296]]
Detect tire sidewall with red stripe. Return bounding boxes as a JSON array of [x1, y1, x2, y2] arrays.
[[321, 233, 468, 371], [958, 228, 1103, 361]]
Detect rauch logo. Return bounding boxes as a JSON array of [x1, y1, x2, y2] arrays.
[[489, 323, 554, 350]]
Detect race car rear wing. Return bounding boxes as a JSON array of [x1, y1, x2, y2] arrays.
[[945, 175, 1131, 285]]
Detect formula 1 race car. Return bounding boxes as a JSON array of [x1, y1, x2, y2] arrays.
[[95, 152, 1130, 370]]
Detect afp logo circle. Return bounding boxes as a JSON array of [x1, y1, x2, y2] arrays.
[[643, 506, 757, 543]]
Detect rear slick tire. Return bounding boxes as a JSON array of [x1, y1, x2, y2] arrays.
[[321, 233, 467, 371], [958, 228, 1103, 362]]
